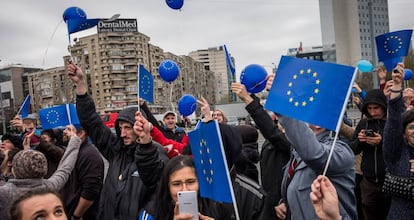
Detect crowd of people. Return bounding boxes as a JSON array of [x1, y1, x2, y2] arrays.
[[0, 60, 413, 220]]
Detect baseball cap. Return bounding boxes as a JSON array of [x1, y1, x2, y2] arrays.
[[163, 111, 177, 119]]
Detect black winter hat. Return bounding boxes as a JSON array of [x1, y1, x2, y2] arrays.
[[2, 133, 23, 149], [114, 107, 147, 137], [235, 125, 258, 144], [402, 109, 414, 130], [361, 89, 387, 118]]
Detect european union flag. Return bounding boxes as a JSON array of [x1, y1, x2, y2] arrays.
[[188, 120, 234, 203], [19, 95, 31, 119], [39, 104, 80, 130], [264, 56, 356, 131], [224, 45, 235, 77], [67, 18, 100, 34], [376, 29, 413, 70], [138, 64, 154, 103]]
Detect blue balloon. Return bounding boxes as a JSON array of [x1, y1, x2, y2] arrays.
[[240, 64, 268, 93], [357, 60, 373, 72], [159, 60, 180, 82], [404, 68, 413, 80], [178, 94, 197, 117], [165, 0, 184, 10], [352, 88, 357, 93], [63, 7, 87, 23]]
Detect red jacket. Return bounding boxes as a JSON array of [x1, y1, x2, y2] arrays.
[[151, 126, 187, 158]]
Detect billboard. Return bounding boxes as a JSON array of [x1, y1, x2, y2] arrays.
[[97, 19, 138, 33]]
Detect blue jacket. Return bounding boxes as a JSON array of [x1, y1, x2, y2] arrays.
[[279, 115, 357, 220]]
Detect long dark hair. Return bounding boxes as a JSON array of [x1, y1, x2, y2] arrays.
[[155, 155, 195, 220]]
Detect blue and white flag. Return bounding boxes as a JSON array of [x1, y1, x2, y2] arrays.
[[39, 104, 80, 130]]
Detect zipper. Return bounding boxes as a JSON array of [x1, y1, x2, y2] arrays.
[[374, 145, 378, 183]]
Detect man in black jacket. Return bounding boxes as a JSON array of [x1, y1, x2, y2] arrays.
[[350, 89, 391, 220], [67, 61, 169, 220], [60, 126, 104, 220]]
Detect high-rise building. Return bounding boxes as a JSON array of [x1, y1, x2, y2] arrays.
[[56, 19, 216, 115], [319, 0, 389, 68], [27, 66, 73, 111], [189, 46, 235, 104]]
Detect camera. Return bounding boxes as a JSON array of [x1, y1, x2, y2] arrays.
[[364, 129, 375, 137], [392, 69, 400, 74]]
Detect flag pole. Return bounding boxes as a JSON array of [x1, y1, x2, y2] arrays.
[[66, 104, 73, 125], [137, 65, 141, 113], [322, 67, 358, 176]]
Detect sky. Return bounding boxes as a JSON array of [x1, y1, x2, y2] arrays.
[[0, 0, 413, 75]]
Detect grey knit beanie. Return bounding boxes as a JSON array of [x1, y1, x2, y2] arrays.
[[12, 150, 48, 179]]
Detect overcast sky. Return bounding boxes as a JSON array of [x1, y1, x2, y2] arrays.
[[0, 0, 413, 75]]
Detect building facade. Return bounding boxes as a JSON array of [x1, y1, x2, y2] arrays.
[[319, 0, 389, 66], [0, 66, 42, 133], [27, 66, 73, 111], [62, 26, 215, 115], [189, 46, 235, 104]]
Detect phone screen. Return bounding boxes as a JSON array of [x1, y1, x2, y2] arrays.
[[177, 191, 199, 220]]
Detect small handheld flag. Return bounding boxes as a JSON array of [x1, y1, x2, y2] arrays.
[[188, 121, 235, 203], [138, 64, 154, 104], [264, 56, 356, 132], [39, 104, 80, 130], [375, 29, 413, 71], [224, 45, 236, 78], [19, 95, 31, 119]]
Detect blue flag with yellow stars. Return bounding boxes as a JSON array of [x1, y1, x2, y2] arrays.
[[188, 120, 234, 203], [39, 104, 80, 130], [375, 29, 413, 71], [138, 64, 154, 103], [265, 56, 356, 131], [67, 18, 101, 34], [224, 45, 235, 77]]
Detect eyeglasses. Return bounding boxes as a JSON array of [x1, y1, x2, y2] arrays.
[[406, 124, 414, 130], [170, 179, 197, 188], [212, 113, 222, 117]]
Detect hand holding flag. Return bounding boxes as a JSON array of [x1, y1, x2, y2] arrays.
[[376, 29, 413, 71]]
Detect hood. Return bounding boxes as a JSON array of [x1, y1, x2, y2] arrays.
[[361, 89, 387, 118], [114, 107, 147, 137]]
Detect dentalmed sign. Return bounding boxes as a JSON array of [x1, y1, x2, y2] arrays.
[[98, 19, 138, 33]]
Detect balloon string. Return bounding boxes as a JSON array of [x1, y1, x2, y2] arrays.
[[170, 83, 174, 111], [42, 20, 63, 67]]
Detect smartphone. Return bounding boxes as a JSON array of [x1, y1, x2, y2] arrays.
[[364, 129, 375, 137], [177, 191, 199, 220]]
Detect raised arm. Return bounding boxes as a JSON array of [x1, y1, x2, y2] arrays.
[[133, 111, 168, 189], [383, 63, 405, 166], [232, 82, 290, 152], [68, 61, 121, 160], [45, 125, 81, 191]]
